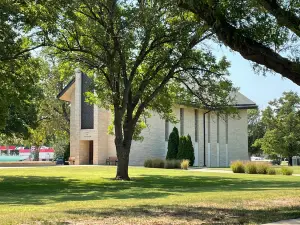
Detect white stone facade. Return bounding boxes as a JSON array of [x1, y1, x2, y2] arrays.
[[58, 71, 256, 167]]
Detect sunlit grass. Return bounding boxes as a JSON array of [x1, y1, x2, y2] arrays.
[[0, 166, 300, 224]]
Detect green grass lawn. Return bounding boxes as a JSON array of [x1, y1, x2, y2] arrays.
[[1, 166, 300, 224]]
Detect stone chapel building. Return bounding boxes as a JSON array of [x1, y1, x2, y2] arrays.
[[58, 70, 257, 167]]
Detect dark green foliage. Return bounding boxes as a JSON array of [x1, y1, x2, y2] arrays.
[[177, 134, 195, 166], [63, 144, 70, 162], [144, 159, 153, 168], [166, 127, 179, 160]]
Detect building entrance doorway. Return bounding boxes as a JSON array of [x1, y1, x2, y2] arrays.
[[89, 141, 93, 165]]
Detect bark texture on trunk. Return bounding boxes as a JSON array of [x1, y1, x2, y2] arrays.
[[115, 148, 130, 180], [114, 108, 133, 180]]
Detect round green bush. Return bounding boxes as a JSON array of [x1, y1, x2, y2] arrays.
[[281, 167, 293, 175], [144, 159, 153, 168], [256, 163, 270, 174], [245, 162, 257, 174], [230, 161, 245, 173], [267, 167, 276, 175]]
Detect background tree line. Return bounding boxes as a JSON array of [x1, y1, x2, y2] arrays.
[[248, 91, 300, 166]]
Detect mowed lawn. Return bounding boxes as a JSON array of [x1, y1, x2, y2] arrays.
[[1, 166, 300, 224]]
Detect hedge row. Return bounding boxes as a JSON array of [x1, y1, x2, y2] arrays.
[[144, 158, 183, 169], [231, 161, 293, 175]]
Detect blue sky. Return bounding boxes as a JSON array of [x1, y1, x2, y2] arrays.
[[211, 45, 300, 109]]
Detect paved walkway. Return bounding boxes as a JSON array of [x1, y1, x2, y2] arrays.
[[263, 218, 300, 224], [189, 168, 233, 173]]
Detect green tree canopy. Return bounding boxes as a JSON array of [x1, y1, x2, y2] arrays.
[[254, 92, 300, 165], [248, 109, 265, 156], [179, 0, 300, 85], [16, 0, 236, 179], [0, 1, 45, 137]]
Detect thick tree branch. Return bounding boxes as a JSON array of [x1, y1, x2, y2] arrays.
[[259, 0, 300, 37], [178, 0, 300, 86], [0, 43, 45, 61]]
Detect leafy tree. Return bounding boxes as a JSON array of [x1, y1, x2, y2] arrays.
[[248, 109, 265, 157], [0, 2, 44, 136], [254, 92, 300, 166], [27, 0, 235, 179], [177, 134, 195, 166], [24, 59, 73, 159], [179, 0, 300, 85], [166, 127, 179, 160], [27, 126, 48, 161]]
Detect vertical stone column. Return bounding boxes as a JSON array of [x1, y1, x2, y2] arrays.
[[72, 69, 82, 165], [225, 114, 229, 167], [207, 113, 211, 167], [96, 108, 109, 164]]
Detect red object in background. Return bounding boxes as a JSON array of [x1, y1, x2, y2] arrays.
[[0, 146, 6, 150], [19, 149, 30, 153], [40, 148, 54, 153], [8, 146, 16, 150]]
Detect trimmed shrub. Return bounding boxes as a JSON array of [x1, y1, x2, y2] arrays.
[[166, 127, 179, 160], [152, 158, 165, 168], [267, 167, 276, 175], [177, 135, 195, 166], [245, 162, 257, 174], [144, 159, 153, 168], [165, 159, 181, 169], [281, 167, 293, 175], [181, 159, 189, 170], [144, 158, 164, 168], [230, 161, 245, 173], [256, 162, 271, 174]]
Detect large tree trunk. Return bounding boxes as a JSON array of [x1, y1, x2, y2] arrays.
[[33, 146, 40, 161], [288, 156, 293, 166], [115, 147, 130, 180], [114, 108, 134, 180]]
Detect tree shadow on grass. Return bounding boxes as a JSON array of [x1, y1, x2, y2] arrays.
[[0, 174, 299, 205], [64, 204, 300, 224]]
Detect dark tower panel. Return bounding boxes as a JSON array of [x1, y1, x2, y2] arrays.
[[81, 73, 94, 129]]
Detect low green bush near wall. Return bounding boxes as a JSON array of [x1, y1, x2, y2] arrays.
[[144, 159, 181, 169], [230, 161, 245, 173], [144, 158, 165, 168], [281, 167, 293, 175], [165, 159, 181, 169]]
